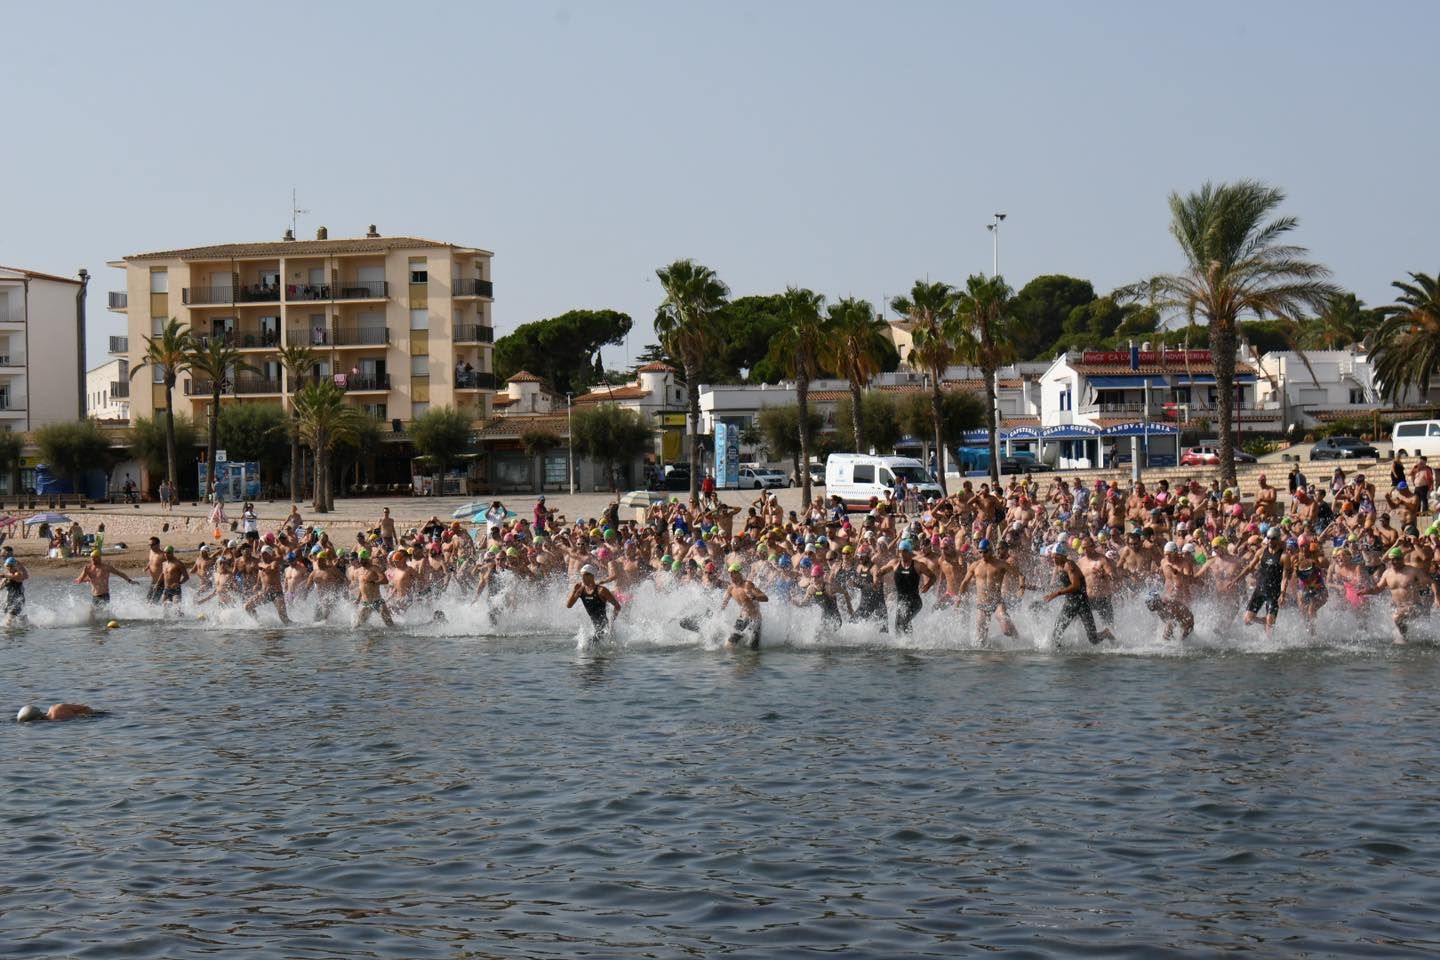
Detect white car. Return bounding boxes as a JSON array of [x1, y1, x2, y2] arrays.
[[739, 467, 786, 489]]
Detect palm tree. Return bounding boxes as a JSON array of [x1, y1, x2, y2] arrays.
[[293, 379, 368, 513], [276, 343, 318, 501], [767, 287, 826, 507], [1138, 180, 1338, 484], [186, 335, 256, 502], [951, 274, 1018, 489], [129, 318, 193, 501], [655, 259, 729, 503], [1370, 271, 1440, 403], [1297, 292, 1371, 350], [891, 280, 956, 493], [821, 298, 888, 452]]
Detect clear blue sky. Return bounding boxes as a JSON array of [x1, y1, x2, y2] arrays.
[[4, 0, 1436, 369]]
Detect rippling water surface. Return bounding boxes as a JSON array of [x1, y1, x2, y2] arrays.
[[4, 584, 1440, 958]]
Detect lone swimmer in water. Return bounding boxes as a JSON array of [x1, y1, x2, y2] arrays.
[[565, 564, 621, 642], [16, 703, 99, 722]]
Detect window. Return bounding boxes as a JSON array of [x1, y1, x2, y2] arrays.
[[1398, 424, 1424, 438], [150, 270, 167, 293], [260, 270, 280, 288], [411, 355, 429, 377], [853, 464, 874, 483], [364, 403, 387, 420], [1059, 389, 1071, 412], [1173, 388, 1191, 404], [544, 454, 569, 485], [411, 402, 429, 417], [1429, 423, 1440, 438], [152, 317, 167, 336], [409, 261, 428, 284], [153, 365, 165, 383], [410, 309, 428, 331], [1349, 388, 1367, 404]]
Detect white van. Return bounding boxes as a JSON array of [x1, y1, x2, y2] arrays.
[[1391, 420, 1440, 459], [825, 454, 943, 511]]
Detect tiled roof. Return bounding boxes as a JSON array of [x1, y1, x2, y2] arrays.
[[636, 361, 676, 373], [506, 370, 544, 383], [492, 395, 519, 408], [0, 265, 82, 285], [1000, 415, 1040, 427], [124, 235, 478, 261], [476, 414, 569, 439], [575, 385, 650, 403]]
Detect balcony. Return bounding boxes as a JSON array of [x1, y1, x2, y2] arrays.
[[334, 326, 390, 347], [194, 330, 282, 350], [0, 354, 23, 368], [185, 379, 229, 396], [110, 380, 130, 399], [452, 278, 494, 298], [334, 280, 388, 300], [286, 282, 332, 302], [182, 284, 281, 306], [108, 291, 128, 310], [456, 370, 498, 390], [234, 378, 282, 395], [452, 323, 495, 343], [1078, 400, 1281, 418], [109, 335, 128, 354], [338, 373, 390, 392]]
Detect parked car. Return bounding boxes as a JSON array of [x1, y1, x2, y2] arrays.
[[648, 464, 691, 491], [1180, 445, 1258, 466], [791, 462, 826, 487], [739, 467, 786, 489], [1310, 436, 1379, 461]]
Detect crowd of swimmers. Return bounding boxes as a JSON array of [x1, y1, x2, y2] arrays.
[[47, 458, 1440, 650]]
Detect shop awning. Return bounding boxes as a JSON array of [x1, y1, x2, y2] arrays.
[[1088, 375, 1150, 388], [1040, 425, 1100, 438], [1101, 422, 1179, 437]]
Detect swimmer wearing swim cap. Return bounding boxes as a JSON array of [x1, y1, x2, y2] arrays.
[[16, 703, 99, 723]]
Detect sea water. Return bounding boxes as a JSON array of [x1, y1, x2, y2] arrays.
[[3, 581, 1440, 958]]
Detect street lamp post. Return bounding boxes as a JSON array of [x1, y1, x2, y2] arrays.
[[566, 392, 575, 495], [986, 212, 1006, 278]]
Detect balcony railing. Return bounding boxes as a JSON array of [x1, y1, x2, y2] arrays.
[[452, 323, 495, 343], [0, 354, 22, 367], [337, 373, 390, 392], [234, 378, 282, 395], [333, 326, 390, 346], [185, 379, 228, 396], [109, 335, 128, 354], [110, 380, 130, 399], [286, 282, 332, 302], [456, 370, 498, 390], [108, 291, 128, 309], [182, 285, 281, 305], [333, 280, 388, 300], [1079, 400, 1280, 417], [452, 278, 494, 298]]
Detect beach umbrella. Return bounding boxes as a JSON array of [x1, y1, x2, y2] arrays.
[[471, 508, 518, 524], [24, 512, 72, 525], [617, 490, 662, 508], [451, 501, 486, 519]]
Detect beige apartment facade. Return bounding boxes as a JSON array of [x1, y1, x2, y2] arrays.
[[108, 227, 496, 428]]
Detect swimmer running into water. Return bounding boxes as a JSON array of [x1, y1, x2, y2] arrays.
[[565, 565, 621, 643], [74, 550, 137, 620]]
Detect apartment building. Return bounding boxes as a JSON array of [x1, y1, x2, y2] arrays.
[[108, 226, 496, 427], [86, 356, 131, 421], [0, 265, 86, 429]]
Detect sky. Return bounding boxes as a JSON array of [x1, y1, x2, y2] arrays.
[[3, 0, 1437, 370]]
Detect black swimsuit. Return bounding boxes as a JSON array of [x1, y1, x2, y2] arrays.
[[894, 561, 922, 633], [578, 585, 609, 638]]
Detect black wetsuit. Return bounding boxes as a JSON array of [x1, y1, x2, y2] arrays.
[[578, 585, 609, 640], [894, 560, 922, 634], [3, 576, 23, 617], [1247, 551, 1284, 617], [1052, 565, 1104, 644], [814, 587, 843, 631], [852, 564, 889, 631]]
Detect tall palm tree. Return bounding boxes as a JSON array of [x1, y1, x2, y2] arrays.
[[1370, 271, 1440, 403], [186, 335, 256, 502], [129, 318, 193, 502], [891, 280, 956, 493], [951, 274, 1018, 489], [655, 259, 729, 503], [276, 343, 318, 501], [821, 298, 888, 452], [1139, 180, 1338, 484], [767, 287, 826, 507], [1297, 292, 1371, 350], [293, 379, 367, 513]]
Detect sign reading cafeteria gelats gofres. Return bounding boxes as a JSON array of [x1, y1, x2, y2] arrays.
[[1081, 350, 1214, 365]]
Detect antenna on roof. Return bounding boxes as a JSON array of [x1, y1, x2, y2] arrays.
[[290, 188, 310, 237]]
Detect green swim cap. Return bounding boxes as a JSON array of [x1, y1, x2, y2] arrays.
[[1388, 546, 1405, 559], [505, 547, 519, 557], [358, 549, 371, 560], [727, 562, 743, 573], [661, 554, 674, 565]]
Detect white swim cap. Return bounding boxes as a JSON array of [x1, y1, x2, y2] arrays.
[[580, 564, 599, 578], [1164, 541, 1179, 554], [16, 705, 43, 722]]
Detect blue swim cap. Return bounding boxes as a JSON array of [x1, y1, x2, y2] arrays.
[[777, 555, 792, 568], [285, 551, 297, 562], [977, 538, 992, 551], [1258, 523, 1270, 535], [1286, 538, 1299, 550], [1053, 543, 1068, 557], [799, 556, 813, 568], [899, 539, 914, 552]]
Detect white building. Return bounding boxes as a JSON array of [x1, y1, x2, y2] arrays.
[[1256, 349, 1440, 428], [0, 265, 87, 430], [1036, 347, 1279, 468], [86, 357, 131, 421]]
